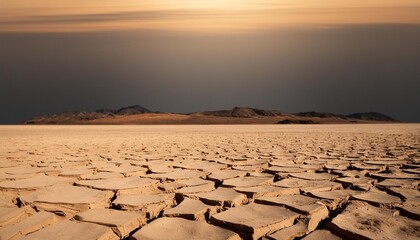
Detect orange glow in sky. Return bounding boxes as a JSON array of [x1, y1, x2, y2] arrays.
[[1, 0, 420, 32]]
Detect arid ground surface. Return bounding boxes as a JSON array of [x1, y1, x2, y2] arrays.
[[0, 124, 419, 240]]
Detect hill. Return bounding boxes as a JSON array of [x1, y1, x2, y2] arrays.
[[199, 107, 287, 118], [346, 112, 395, 121]]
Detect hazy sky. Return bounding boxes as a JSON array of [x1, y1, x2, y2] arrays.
[[1, 1, 420, 123]]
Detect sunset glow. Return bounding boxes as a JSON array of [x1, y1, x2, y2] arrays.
[[1, 0, 420, 32]]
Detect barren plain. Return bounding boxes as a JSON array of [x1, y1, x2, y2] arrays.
[[0, 124, 419, 240]]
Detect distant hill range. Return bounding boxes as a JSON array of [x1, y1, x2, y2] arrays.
[[25, 105, 397, 125]]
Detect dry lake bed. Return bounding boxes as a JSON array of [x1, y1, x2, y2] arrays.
[[0, 124, 419, 240]]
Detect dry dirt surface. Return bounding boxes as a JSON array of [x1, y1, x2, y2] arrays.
[[0, 124, 419, 240]]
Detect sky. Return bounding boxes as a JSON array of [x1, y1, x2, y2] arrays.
[[1, 0, 420, 123]]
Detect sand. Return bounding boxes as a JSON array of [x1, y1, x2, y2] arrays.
[[0, 124, 419, 239]]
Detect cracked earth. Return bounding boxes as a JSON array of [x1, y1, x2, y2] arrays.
[[0, 125, 419, 240]]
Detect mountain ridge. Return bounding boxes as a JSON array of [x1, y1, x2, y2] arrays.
[[25, 105, 397, 125]]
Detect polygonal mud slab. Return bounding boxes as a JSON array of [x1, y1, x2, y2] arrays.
[[0, 172, 45, 181], [146, 170, 206, 181], [350, 190, 402, 207], [308, 189, 363, 201], [288, 172, 337, 181], [175, 182, 215, 194], [232, 165, 265, 172], [264, 221, 307, 240], [332, 169, 366, 178], [402, 163, 420, 169], [334, 177, 376, 189], [163, 198, 217, 221], [58, 169, 95, 179], [132, 217, 240, 240], [75, 176, 158, 193], [255, 194, 329, 231], [234, 185, 300, 198], [327, 201, 420, 240], [297, 164, 323, 171], [264, 166, 307, 174], [172, 160, 227, 172], [190, 187, 248, 207], [21, 220, 119, 240], [222, 176, 273, 188], [210, 202, 299, 240], [0, 211, 63, 240], [177, 178, 213, 187], [267, 161, 296, 168], [0, 206, 36, 227], [227, 159, 268, 167], [97, 164, 148, 177], [351, 163, 384, 171], [324, 163, 349, 171], [0, 175, 71, 194], [75, 208, 146, 238], [157, 181, 185, 192], [80, 172, 125, 180], [370, 172, 420, 180], [225, 155, 249, 161], [247, 172, 274, 178], [207, 169, 247, 181], [307, 189, 364, 210], [403, 168, 420, 174], [397, 204, 420, 220], [2, 167, 60, 176], [113, 193, 175, 219], [301, 230, 342, 240], [364, 160, 404, 166], [147, 164, 174, 174], [386, 187, 420, 203], [376, 179, 419, 189], [273, 178, 341, 192], [20, 184, 114, 217]]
